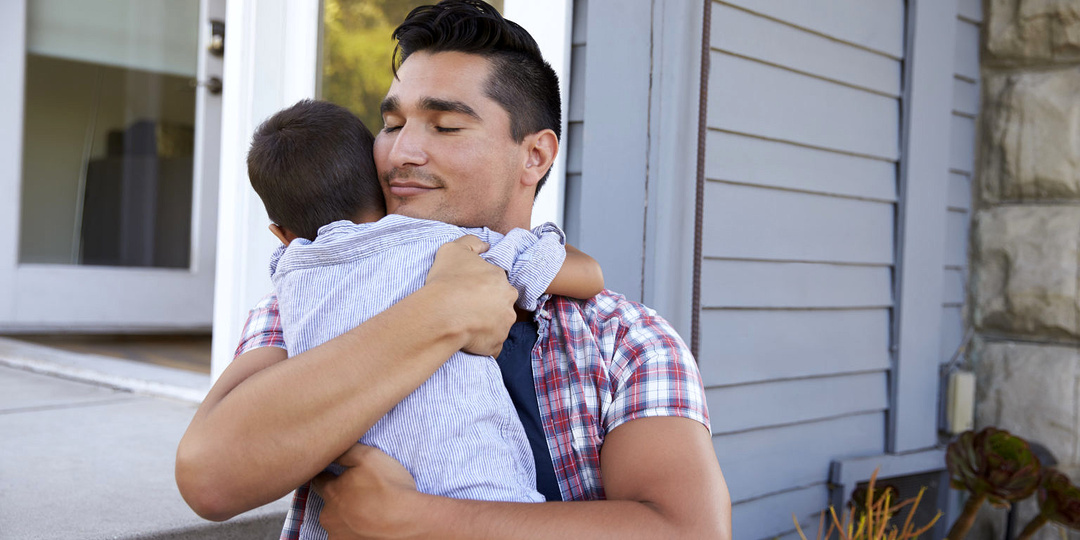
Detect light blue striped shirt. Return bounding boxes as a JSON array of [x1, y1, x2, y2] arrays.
[[269, 214, 562, 540]]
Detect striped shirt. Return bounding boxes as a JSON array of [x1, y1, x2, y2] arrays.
[[235, 225, 710, 539], [270, 215, 562, 539]]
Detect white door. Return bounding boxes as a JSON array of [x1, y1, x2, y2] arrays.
[[0, 0, 225, 332]]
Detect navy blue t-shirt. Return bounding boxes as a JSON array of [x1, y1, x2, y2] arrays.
[[493, 320, 562, 502]]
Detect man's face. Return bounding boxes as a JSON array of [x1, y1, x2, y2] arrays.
[[374, 51, 528, 232]]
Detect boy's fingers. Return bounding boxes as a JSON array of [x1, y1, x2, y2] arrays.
[[452, 235, 489, 253]]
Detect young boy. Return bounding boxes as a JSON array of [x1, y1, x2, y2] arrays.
[[247, 99, 603, 539]]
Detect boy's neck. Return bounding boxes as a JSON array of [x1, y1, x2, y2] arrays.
[[352, 208, 386, 225]]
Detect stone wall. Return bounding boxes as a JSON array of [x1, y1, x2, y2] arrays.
[[971, 0, 1080, 538]]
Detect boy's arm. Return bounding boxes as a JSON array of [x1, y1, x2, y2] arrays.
[[175, 236, 518, 521], [546, 244, 604, 300]]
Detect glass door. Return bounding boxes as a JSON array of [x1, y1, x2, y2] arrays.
[[0, 0, 224, 331]]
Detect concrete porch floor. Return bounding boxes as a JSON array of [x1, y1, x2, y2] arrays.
[[0, 337, 289, 539]]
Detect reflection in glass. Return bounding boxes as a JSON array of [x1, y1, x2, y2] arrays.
[[321, 0, 503, 131], [19, 1, 199, 268]]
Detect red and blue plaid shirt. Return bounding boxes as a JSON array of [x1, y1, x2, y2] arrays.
[[235, 290, 710, 537]]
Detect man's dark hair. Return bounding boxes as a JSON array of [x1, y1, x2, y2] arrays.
[[247, 99, 383, 241], [392, 0, 562, 193]]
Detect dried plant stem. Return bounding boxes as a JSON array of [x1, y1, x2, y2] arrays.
[[946, 493, 987, 540], [1016, 514, 1049, 540]]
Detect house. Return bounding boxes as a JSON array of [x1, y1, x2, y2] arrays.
[[0, 0, 992, 537]]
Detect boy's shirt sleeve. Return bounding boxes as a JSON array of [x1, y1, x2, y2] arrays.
[[476, 223, 566, 312]]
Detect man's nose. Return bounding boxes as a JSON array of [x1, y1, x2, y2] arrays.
[[386, 123, 428, 168]]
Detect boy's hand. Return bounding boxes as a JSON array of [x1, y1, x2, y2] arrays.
[[425, 235, 517, 357], [313, 444, 425, 539]]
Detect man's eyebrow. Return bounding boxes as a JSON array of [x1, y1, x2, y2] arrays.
[[380, 96, 399, 116], [419, 97, 481, 120]]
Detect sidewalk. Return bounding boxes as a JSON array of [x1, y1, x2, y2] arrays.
[[0, 338, 289, 539]]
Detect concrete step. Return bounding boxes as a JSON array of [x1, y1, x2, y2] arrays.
[[0, 358, 289, 539]]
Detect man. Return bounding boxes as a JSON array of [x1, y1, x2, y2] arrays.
[[176, 2, 732, 538]]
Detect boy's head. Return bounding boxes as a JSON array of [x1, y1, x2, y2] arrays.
[[248, 99, 384, 242]]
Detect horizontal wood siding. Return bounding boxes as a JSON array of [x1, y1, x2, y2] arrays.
[[701, 260, 892, 309], [949, 113, 977, 173], [722, 414, 886, 538], [944, 268, 966, 305], [943, 4, 979, 362], [708, 53, 900, 160], [698, 309, 891, 386], [710, 4, 901, 96], [953, 77, 979, 116], [702, 183, 895, 264], [716, 413, 886, 503], [703, 2, 903, 534], [706, 131, 897, 202], [706, 374, 888, 434], [942, 305, 965, 360], [949, 172, 973, 210], [720, 0, 905, 58], [733, 484, 829, 540], [953, 16, 981, 81]]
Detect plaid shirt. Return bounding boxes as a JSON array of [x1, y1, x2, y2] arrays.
[[235, 290, 710, 537]]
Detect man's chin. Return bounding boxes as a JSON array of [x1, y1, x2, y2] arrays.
[[389, 206, 449, 225]]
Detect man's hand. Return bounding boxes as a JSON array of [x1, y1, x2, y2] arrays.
[[426, 235, 518, 357], [313, 444, 425, 540]]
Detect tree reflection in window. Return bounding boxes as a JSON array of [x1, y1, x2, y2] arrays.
[[321, 0, 504, 132]]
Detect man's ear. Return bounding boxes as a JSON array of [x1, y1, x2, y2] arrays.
[[269, 224, 297, 246], [521, 129, 558, 189]]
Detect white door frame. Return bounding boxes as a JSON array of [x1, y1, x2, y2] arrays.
[[209, 0, 321, 380], [0, 0, 224, 332]]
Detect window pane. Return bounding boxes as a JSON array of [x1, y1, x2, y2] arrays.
[[320, 0, 503, 132], [19, 1, 200, 269]]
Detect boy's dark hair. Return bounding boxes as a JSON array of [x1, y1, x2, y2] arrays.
[[247, 99, 383, 241], [392, 0, 561, 193]]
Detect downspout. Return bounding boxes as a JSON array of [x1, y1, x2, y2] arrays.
[[691, 0, 711, 359]]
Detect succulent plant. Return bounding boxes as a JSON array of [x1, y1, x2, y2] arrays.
[[1017, 468, 1080, 540], [945, 428, 1043, 540], [1039, 468, 1080, 528]]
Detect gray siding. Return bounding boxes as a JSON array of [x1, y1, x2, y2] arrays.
[[703, 2, 904, 537], [563, 1, 969, 537], [942, 0, 980, 361], [563, 0, 587, 247]]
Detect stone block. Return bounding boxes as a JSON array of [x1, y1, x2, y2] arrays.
[[972, 206, 1080, 340], [980, 69, 1080, 203], [987, 0, 1080, 64], [973, 340, 1080, 468]]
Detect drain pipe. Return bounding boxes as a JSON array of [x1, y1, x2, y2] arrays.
[[691, 0, 711, 359]]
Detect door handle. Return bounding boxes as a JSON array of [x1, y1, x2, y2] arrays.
[[190, 77, 223, 95]]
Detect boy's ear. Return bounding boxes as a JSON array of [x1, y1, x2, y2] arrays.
[[269, 224, 297, 245]]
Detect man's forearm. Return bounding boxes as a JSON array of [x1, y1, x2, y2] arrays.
[[176, 285, 470, 520], [405, 496, 727, 540]]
